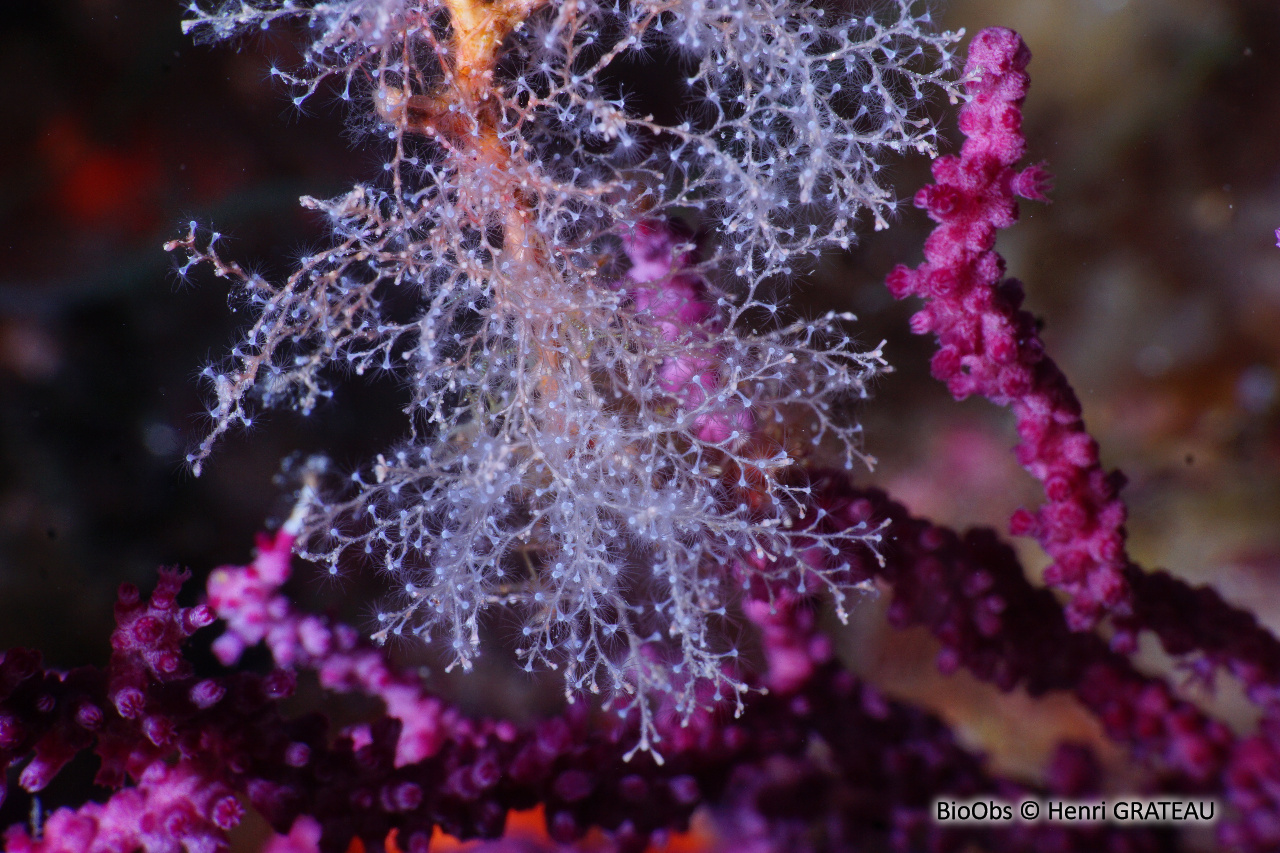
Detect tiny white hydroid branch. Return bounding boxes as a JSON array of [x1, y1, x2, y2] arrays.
[[170, 0, 961, 753]]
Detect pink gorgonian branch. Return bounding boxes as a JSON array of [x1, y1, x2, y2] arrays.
[[880, 22, 1280, 722], [208, 521, 1171, 853], [619, 221, 756, 446], [886, 27, 1129, 630], [816, 478, 1280, 851], [3, 504, 1172, 853]]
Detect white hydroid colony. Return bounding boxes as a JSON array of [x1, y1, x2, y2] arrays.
[[172, 0, 960, 753]]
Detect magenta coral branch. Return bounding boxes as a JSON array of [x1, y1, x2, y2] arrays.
[[1, 570, 245, 853], [1118, 569, 1280, 704], [213, 530, 1160, 853], [2, 506, 1240, 852], [3, 762, 241, 853], [814, 478, 1280, 850], [885, 27, 1130, 630], [876, 39, 1280, 841], [619, 221, 755, 445]]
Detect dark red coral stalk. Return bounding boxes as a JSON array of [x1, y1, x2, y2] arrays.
[[813, 478, 1280, 851]]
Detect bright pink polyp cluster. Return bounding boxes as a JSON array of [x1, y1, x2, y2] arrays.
[[620, 221, 754, 446], [887, 27, 1128, 631]]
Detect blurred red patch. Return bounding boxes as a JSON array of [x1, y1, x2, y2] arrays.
[[341, 804, 714, 853], [40, 114, 161, 233]]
